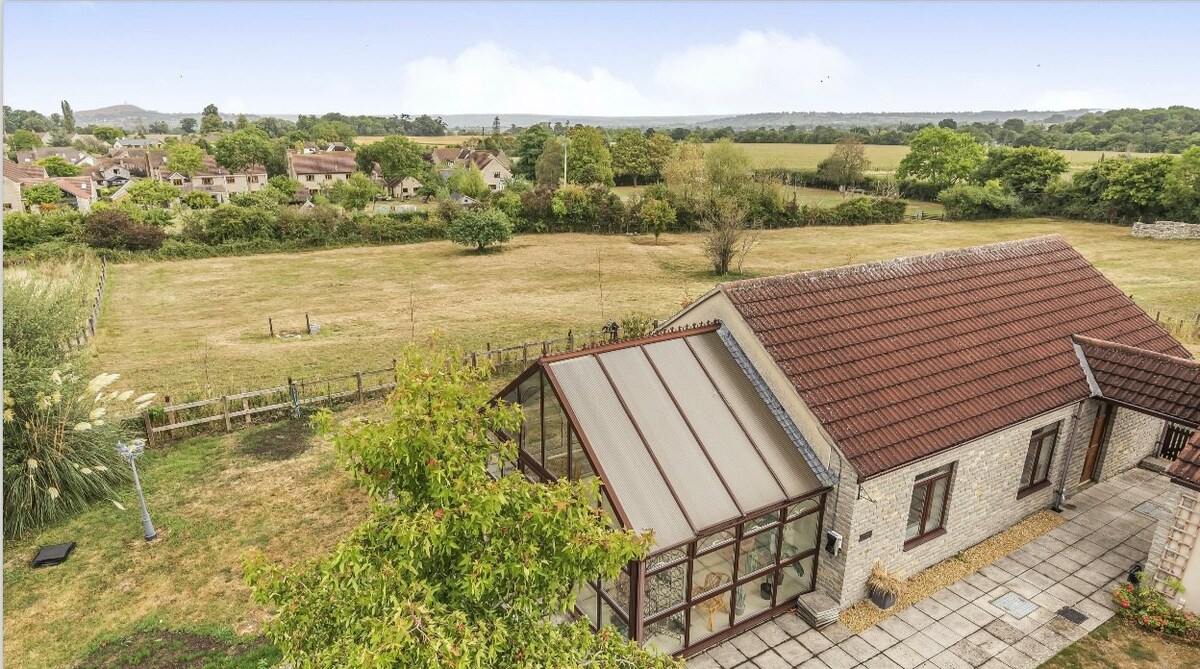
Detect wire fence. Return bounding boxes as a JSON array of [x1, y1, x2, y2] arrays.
[[66, 256, 107, 351]]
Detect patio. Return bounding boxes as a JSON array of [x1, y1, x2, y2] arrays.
[[687, 466, 1171, 669]]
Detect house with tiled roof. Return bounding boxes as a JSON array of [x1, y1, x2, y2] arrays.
[[112, 137, 164, 150], [14, 146, 97, 167], [429, 147, 512, 192], [3, 158, 49, 212], [496, 236, 1197, 657], [286, 151, 357, 192], [149, 155, 267, 203]]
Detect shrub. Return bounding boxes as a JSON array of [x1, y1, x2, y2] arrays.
[[181, 191, 216, 209], [2, 210, 84, 250], [83, 209, 167, 251], [1112, 582, 1200, 640], [447, 207, 513, 251], [939, 182, 1025, 220], [898, 179, 946, 202]]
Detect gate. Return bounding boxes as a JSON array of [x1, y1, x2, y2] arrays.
[[1159, 423, 1197, 461]]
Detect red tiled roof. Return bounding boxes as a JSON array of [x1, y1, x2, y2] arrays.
[[289, 152, 357, 175], [1074, 336, 1200, 426], [52, 177, 97, 201], [720, 236, 1190, 479], [1168, 432, 1200, 490], [3, 157, 48, 182]]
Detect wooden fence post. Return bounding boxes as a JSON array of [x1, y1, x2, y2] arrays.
[[356, 372, 364, 402], [522, 343, 528, 365], [242, 390, 251, 425], [471, 351, 477, 367], [222, 395, 232, 432], [268, 318, 274, 337], [165, 395, 176, 438], [567, 329, 574, 351], [143, 411, 155, 447]]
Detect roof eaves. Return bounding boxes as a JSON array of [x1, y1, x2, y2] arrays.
[[1071, 337, 1103, 397]]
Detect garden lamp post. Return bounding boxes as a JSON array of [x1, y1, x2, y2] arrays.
[[116, 438, 156, 541]]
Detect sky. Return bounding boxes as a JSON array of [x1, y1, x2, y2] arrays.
[[4, 1, 1200, 117]]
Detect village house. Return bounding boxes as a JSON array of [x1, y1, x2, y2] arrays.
[[112, 137, 164, 150], [286, 151, 356, 192], [429, 147, 513, 192], [494, 236, 1197, 657], [3, 158, 48, 212], [84, 157, 148, 188], [20, 175, 100, 213], [156, 155, 267, 203], [14, 146, 97, 167]]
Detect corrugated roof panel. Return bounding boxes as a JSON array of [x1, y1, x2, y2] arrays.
[[596, 347, 742, 531], [643, 338, 787, 511], [687, 332, 820, 498], [549, 356, 693, 549]]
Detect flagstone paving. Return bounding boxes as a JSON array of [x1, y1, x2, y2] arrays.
[[686, 468, 1169, 669]]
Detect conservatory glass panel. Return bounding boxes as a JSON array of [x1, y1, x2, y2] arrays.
[[543, 388, 568, 479], [737, 529, 778, 580], [569, 429, 594, 481], [575, 581, 600, 629], [643, 611, 685, 655], [518, 374, 541, 461], [692, 543, 735, 598], [697, 529, 735, 554], [688, 589, 732, 643], [644, 562, 687, 617], [780, 509, 821, 560], [775, 554, 816, 604], [734, 579, 773, 622]]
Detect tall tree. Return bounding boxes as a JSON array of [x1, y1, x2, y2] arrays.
[[35, 156, 81, 177], [214, 128, 274, 172], [326, 172, 381, 211], [700, 196, 757, 275], [514, 124, 552, 180], [235, 114, 249, 130], [534, 136, 565, 187], [611, 129, 652, 186], [973, 146, 1068, 200], [148, 121, 170, 134], [8, 129, 43, 152], [355, 135, 425, 197], [897, 127, 986, 185], [491, 115, 501, 136], [166, 142, 205, 178], [200, 104, 223, 135], [245, 345, 670, 669], [818, 136, 871, 190], [704, 139, 753, 200], [566, 126, 614, 186], [447, 164, 489, 200], [1163, 146, 1200, 222], [180, 117, 198, 134], [60, 100, 75, 133], [663, 140, 707, 209], [646, 132, 675, 183]]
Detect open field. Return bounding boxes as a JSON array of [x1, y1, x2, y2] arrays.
[[356, 134, 480, 147], [1043, 619, 1200, 669], [93, 221, 1199, 397], [708, 143, 1169, 172], [611, 184, 945, 215], [2, 419, 371, 669]]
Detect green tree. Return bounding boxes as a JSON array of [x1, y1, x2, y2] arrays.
[[973, 146, 1068, 200], [22, 182, 62, 207], [325, 172, 380, 211], [147, 121, 170, 134], [566, 126, 614, 185], [235, 114, 249, 130], [447, 163, 489, 200], [308, 120, 357, 145], [180, 117, 198, 134], [663, 140, 707, 209], [646, 132, 674, 182], [638, 197, 676, 244], [60, 100, 75, 133], [166, 142, 206, 178], [181, 191, 216, 209], [514, 124, 552, 180], [1102, 155, 1177, 222], [200, 104, 223, 135], [897, 127, 986, 185], [704, 139, 753, 200], [611, 129, 652, 186], [245, 345, 669, 669], [92, 126, 125, 143], [213, 128, 274, 172], [9, 129, 43, 151], [447, 207, 514, 251], [125, 179, 181, 209], [700, 196, 757, 275], [534, 136, 565, 187], [1163, 146, 1200, 222], [356, 135, 425, 197], [817, 136, 871, 190], [938, 118, 958, 129], [35, 156, 82, 177]]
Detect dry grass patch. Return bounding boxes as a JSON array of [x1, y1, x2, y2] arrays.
[[1044, 618, 1200, 669], [840, 510, 1065, 633]]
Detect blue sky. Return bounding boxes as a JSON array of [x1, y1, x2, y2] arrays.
[[5, 1, 1199, 116]]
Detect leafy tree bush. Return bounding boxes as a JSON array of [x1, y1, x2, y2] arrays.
[[9, 129, 43, 151], [166, 142, 205, 178], [325, 173, 380, 211], [447, 207, 513, 251], [91, 126, 125, 143], [245, 345, 672, 669], [938, 182, 1025, 220], [535, 136, 566, 187], [638, 197, 676, 244], [818, 136, 871, 189], [566, 126, 614, 186], [1162, 146, 1200, 222], [973, 146, 1068, 201], [84, 209, 167, 250], [3, 211, 84, 251], [181, 191, 216, 210], [123, 179, 181, 209], [35, 155, 82, 177], [23, 182, 63, 208], [897, 127, 986, 185], [447, 163, 490, 200]]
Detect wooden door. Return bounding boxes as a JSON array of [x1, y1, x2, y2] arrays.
[[1081, 403, 1114, 483]]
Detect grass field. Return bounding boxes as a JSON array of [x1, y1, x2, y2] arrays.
[[611, 184, 945, 215], [92, 221, 1199, 398], [1043, 619, 1200, 669], [714, 143, 1168, 172]]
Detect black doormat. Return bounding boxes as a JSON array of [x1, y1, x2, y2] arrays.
[[32, 542, 76, 567], [1057, 606, 1088, 625]]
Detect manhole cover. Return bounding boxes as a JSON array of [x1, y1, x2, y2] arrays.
[[1134, 500, 1170, 521], [1057, 606, 1088, 624], [993, 592, 1038, 619]]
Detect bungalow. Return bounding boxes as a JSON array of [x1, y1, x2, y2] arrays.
[[429, 148, 512, 192], [14, 146, 96, 167], [113, 137, 165, 150], [23, 176, 99, 212], [3, 158, 49, 212], [494, 236, 1196, 657], [286, 152, 356, 192]]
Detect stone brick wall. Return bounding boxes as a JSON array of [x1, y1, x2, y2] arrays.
[[1100, 407, 1166, 479], [1132, 220, 1200, 240], [814, 449, 859, 601]]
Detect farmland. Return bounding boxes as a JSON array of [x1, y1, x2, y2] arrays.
[[356, 134, 481, 147], [92, 220, 1199, 399]]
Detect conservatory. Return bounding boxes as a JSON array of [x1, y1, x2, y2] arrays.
[[492, 323, 832, 656]]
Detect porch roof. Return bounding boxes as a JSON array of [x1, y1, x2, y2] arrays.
[[1073, 335, 1200, 427]]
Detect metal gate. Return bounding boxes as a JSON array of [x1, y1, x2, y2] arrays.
[[1159, 423, 1197, 461]]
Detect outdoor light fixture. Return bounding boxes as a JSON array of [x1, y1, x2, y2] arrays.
[[116, 438, 157, 541]]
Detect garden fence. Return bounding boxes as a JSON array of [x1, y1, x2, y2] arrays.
[[66, 256, 107, 351]]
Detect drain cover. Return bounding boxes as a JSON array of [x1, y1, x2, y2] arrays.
[[1134, 500, 1169, 521], [1057, 606, 1088, 624], [993, 592, 1038, 619]]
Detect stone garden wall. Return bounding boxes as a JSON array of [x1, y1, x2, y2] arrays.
[[1132, 220, 1200, 240]]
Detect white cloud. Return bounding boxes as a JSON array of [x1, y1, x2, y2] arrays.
[[398, 42, 664, 116], [653, 31, 855, 114], [392, 31, 855, 116]]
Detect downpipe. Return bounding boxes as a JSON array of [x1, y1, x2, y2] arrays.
[[1052, 402, 1086, 512]]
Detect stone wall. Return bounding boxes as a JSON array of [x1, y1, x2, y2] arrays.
[[1100, 407, 1166, 479], [1132, 220, 1200, 240]]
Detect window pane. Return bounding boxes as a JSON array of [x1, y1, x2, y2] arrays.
[[906, 484, 928, 540], [745, 509, 781, 532], [602, 568, 631, 620], [575, 581, 599, 629], [697, 529, 735, 554], [543, 390, 568, 479], [735, 579, 773, 622], [649, 547, 687, 571], [644, 611, 685, 654], [689, 589, 732, 642], [1020, 442, 1038, 488], [787, 498, 819, 520], [737, 530, 778, 580], [692, 544, 734, 597], [518, 375, 541, 459], [1034, 432, 1056, 483], [569, 430, 593, 481], [927, 478, 948, 533], [780, 511, 820, 560], [916, 464, 953, 481], [775, 554, 815, 603], [600, 597, 628, 636], [645, 562, 687, 617]]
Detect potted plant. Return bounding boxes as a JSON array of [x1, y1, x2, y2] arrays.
[[868, 561, 903, 610]]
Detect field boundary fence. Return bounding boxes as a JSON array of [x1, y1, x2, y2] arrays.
[[138, 320, 663, 443], [66, 256, 107, 351]]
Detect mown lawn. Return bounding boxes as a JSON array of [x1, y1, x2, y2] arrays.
[[92, 220, 1199, 398], [1043, 619, 1200, 669], [1, 418, 371, 669]]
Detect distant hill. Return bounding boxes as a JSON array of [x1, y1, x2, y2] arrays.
[[70, 104, 1092, 131]]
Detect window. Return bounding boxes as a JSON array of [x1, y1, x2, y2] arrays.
[[324, 174, 332, 180], [201, 178, 213, 185], [226, 176, 236, 184], [249, 175, 260, 183], [305, 174, 315, 181], [905, 463, 953, 549], [1020, 422, 1060, 496]]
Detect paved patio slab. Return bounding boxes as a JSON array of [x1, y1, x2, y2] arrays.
[[687, 468, 1169, 668]]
